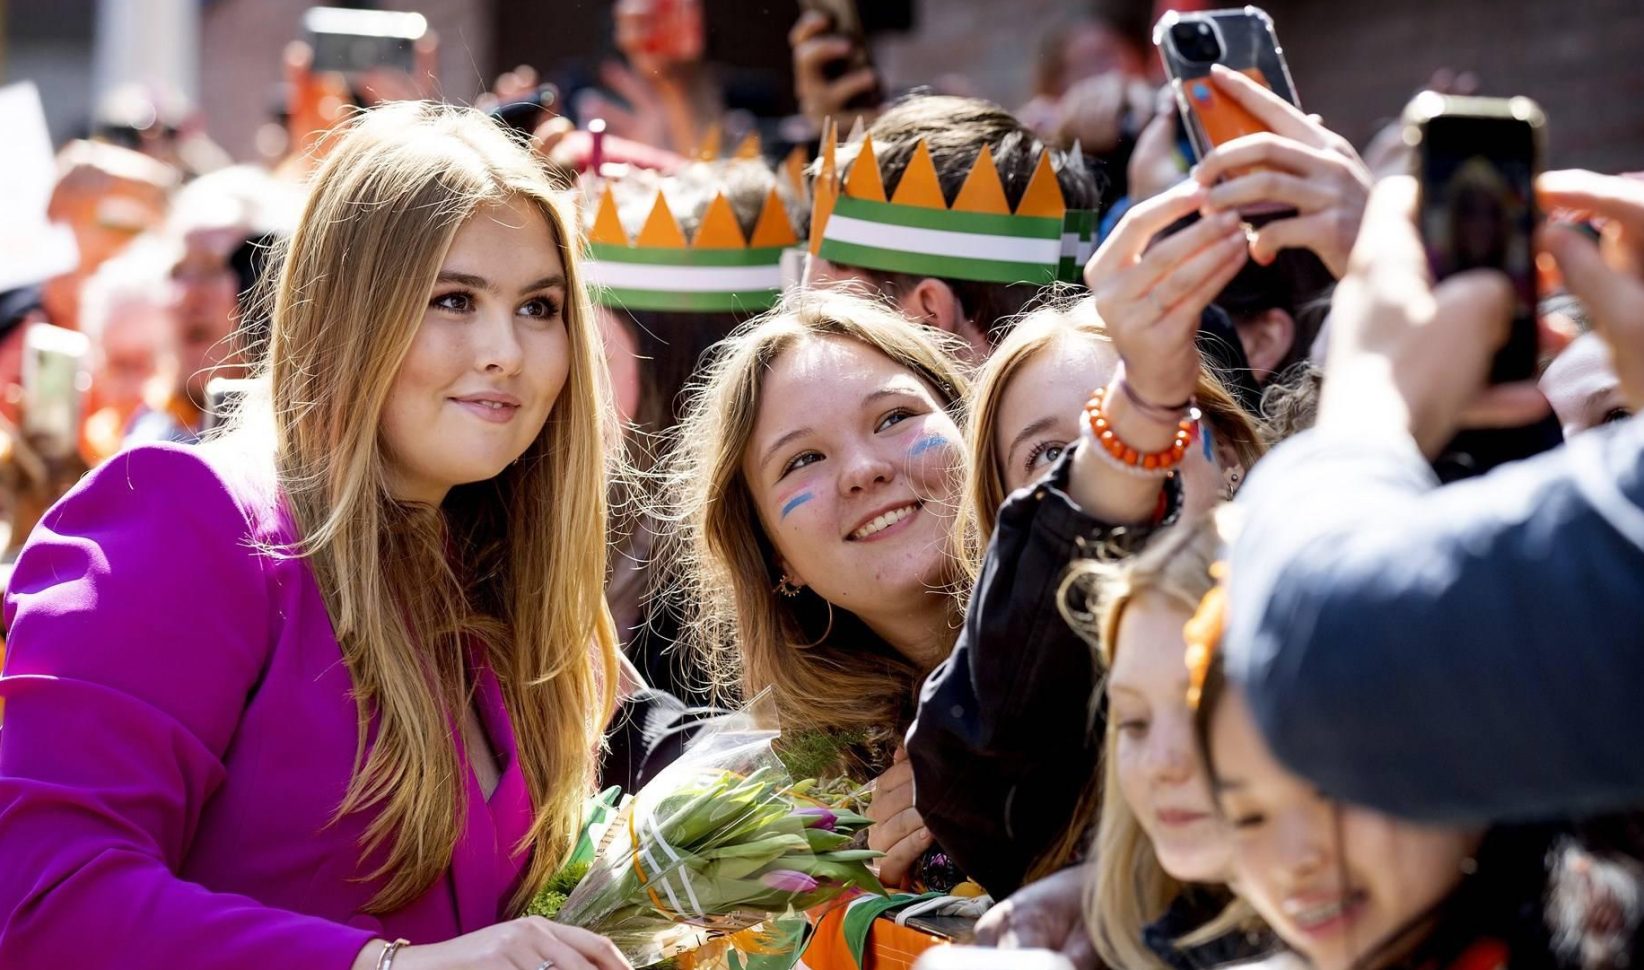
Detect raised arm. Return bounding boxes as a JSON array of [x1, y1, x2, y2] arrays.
[[1226, 171, 1644, 822]]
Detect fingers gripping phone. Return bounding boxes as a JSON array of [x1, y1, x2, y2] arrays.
[[800, 0, 882, 112], [1405, 92, 1545, 384], [1153, 6, 1300, 162]]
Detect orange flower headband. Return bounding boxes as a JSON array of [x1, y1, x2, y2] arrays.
[[1183, 562, 1229, 711]]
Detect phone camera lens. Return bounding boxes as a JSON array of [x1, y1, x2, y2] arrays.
[[1171, 21, 1224, 63]]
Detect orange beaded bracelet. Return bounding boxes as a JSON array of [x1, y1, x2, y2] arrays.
[[1083, 381, 1202, 477]]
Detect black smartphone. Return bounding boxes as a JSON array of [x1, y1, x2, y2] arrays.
[[303, 6, 426, 76], [1405, 93, 1545, 385]]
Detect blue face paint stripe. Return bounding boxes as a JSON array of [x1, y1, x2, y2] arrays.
[[909, 434, 949, 458], [1202, 418, 1214, 460], [780, 492, 814, 519]]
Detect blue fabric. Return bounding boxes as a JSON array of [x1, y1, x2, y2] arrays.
[[1225, 417, 1644, 822], [124, 406, 199, 447]]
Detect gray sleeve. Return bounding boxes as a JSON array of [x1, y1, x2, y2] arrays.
[[1224, 419, 1644, 822]]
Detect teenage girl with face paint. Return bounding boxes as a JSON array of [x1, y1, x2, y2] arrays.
[[663, 287, 971, 889]]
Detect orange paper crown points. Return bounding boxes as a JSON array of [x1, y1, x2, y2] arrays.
[[749, 188, 799, 248], [842, 134, 887, 203], [951, 144, 1012, 214], [692, 193, 748, 249], [808, 118, 839, 257], [583, 180, 798, 314], [810, 127, 1090, 285], [782, 145, 808, 198], [635, 193, 689, 248], [889, 139, 946, 209]]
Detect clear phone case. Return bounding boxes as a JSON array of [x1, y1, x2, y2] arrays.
[[1154, 6, 1300, 161]]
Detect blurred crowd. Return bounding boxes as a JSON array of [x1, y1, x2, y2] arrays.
[[1, 2, 1643, 970]]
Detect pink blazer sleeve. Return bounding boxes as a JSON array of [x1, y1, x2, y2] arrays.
[[0, 445, 376, 968]]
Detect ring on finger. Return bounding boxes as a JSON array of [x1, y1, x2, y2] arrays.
[[537, 961, 557, 970], [1145, 291, 1167, 318]]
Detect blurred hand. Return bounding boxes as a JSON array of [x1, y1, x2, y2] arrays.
[[280, 41, 354, 169], [575, 60, 670, 149], [1317, 176, 1552, 456], [1085, 179, 1248, 408], [1539, 170, 1644, 410], [867, 746, 931, 889], [1055, 74, 1155, 155], [1191, 65, 1371, 278], [1362, 68, 1482, 178], [1128, 87, 1187, 204], [790, 11, 881, 132], [362, 918, 631, 970], [973, 866, 1097, 970]]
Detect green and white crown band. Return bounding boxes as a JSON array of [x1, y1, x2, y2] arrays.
[[818, 197, 1094, 286], [583, 243, 786, 314]]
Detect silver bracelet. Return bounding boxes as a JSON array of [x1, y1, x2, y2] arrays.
[[377, 939, 411, 970]]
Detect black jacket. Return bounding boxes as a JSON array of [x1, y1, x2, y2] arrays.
[[906, 447, 1181, 897]]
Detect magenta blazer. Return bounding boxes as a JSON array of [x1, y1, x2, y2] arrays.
[[0, 444, 537, 968]]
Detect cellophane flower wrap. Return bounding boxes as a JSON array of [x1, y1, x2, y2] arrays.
[[546, 701, 885, 967]]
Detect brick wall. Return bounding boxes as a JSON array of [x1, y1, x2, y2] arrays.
[[874, 0, 1095, 111], [198, 0, 494, 163], [869, 0, 1643, 172], [1259, 0, 1644, 172]]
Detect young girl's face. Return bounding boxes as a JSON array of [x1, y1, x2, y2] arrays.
[[992, 333, 1119, 496], [1210, 685, 1483, 970], [990, 332, 1233, 516], [742, 334, 963, 626], [1109, 593, 1231, 883]]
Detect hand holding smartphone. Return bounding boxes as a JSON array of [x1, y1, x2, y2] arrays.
[[20, 324, 90, 462], [1403, 93, 1556, 479], [1153, 6, 1300, 163], [302, 6, 427, 76], [796, 0, 882, 115], [1406, 93, 1545, 385]]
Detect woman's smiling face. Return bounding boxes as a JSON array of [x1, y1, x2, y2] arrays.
[[742, 334, 963, 624]]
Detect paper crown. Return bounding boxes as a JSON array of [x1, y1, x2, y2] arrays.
[[809, 122, 1096, 286], [582, 182, 799, 314]]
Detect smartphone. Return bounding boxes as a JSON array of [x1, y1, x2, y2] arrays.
[[1405, 92, 1545, 384], [1153, 6, 1299, 163], [20, 324, 90, 460], [800, 0, 882, 112], [201, 377, 259, 434], [302, 6, 427, 76]]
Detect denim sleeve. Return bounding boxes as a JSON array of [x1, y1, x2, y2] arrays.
[[1225, 419, 1644, 822]]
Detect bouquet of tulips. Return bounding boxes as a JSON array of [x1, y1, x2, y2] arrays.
[[532, 700, 885, 967]]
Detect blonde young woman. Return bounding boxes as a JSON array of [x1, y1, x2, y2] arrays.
[[0, 104, 629, 970], [909, 242, 1266, 903], [1076, 518, 1263, 970], [911, 60, 1370, 909], [666, 288, 970, 888], [960, 295, 1264, 559]]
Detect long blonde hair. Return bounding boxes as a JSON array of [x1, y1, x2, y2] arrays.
[[960, 297, 1267, 571], [663, 289, 970, 764], [1063, 517, 1256, 970], [263, 102, 617, 913]]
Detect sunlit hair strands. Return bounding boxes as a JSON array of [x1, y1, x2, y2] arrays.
[[261, 102, 618, 913]]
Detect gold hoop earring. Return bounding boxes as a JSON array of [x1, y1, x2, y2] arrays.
[[775, 574, 802, 598], [798, 599, 836, 649]]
